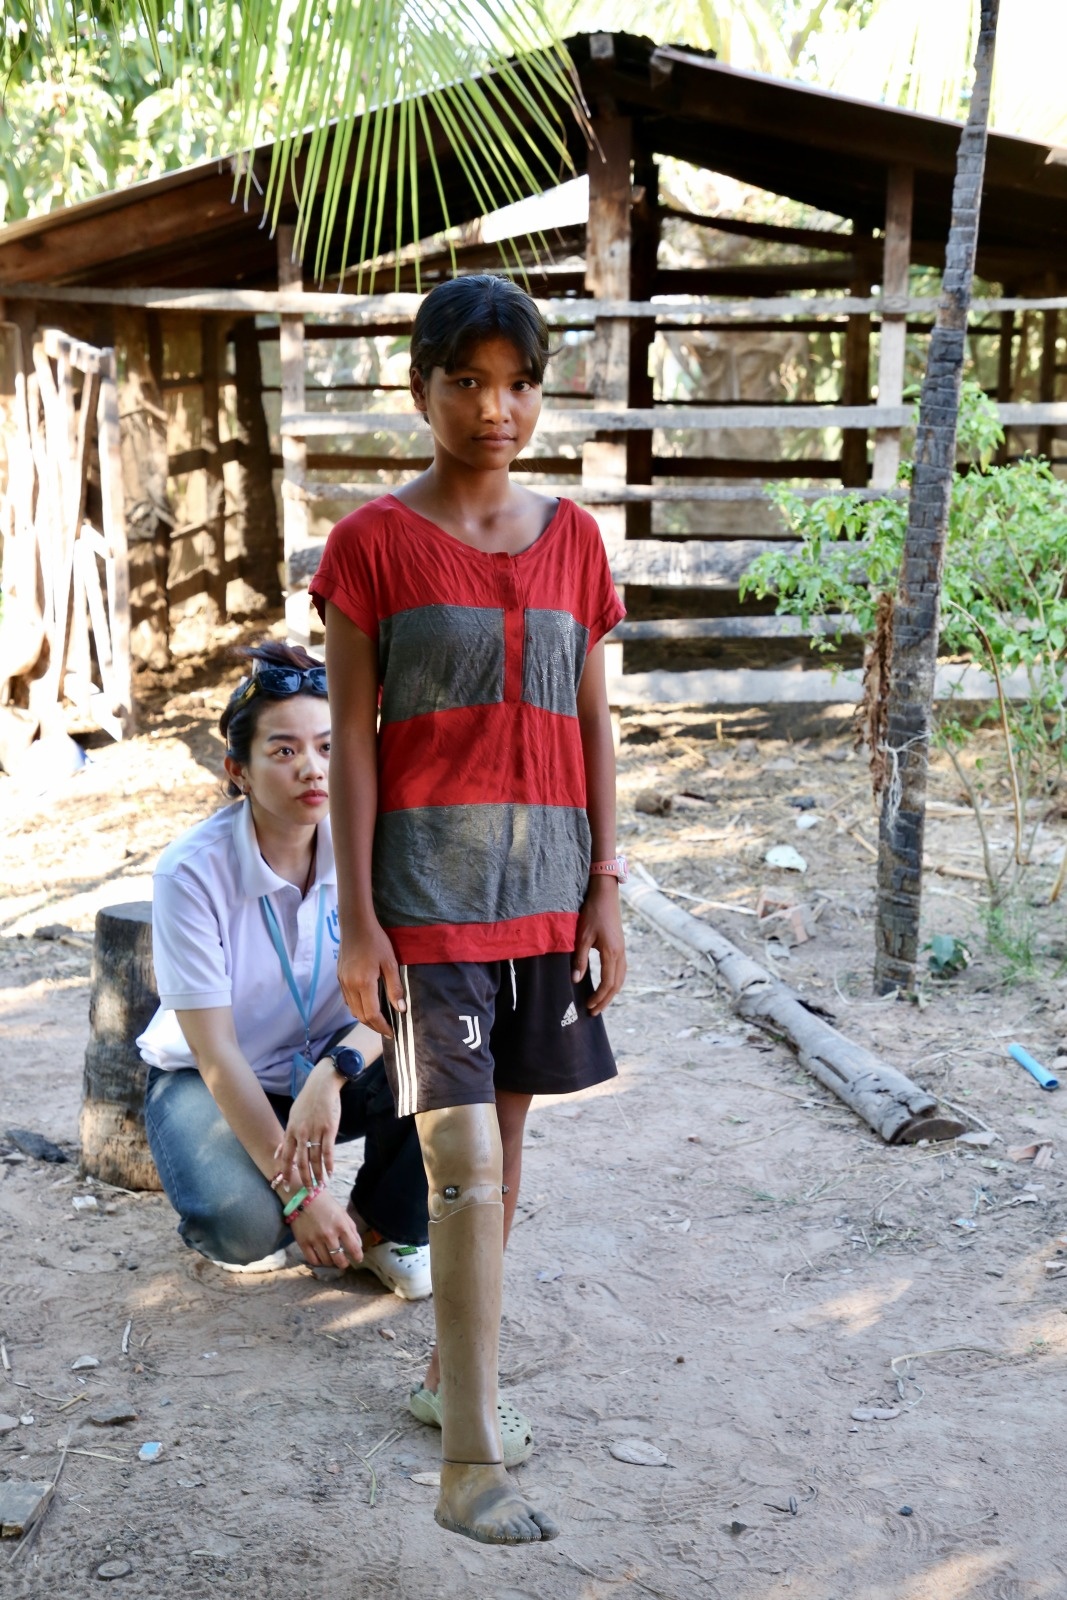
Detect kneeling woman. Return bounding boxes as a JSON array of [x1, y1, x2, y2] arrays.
[[137, 641, 429, 1293]]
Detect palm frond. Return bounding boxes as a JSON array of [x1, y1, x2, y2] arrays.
[[7, 0, 586, 281]]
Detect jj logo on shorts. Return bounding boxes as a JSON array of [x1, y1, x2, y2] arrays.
[[460, 1015, 482, 1050]]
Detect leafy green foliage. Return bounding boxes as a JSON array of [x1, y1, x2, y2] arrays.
[[741, 383, 1067, 907], [742, 387, 1067, 729], [2, 1, 582, 284], [0, 12, 243, 223], [922, 933, 971, 978]]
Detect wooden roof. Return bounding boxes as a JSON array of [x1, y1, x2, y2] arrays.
[[1, 31, 1064, 293]]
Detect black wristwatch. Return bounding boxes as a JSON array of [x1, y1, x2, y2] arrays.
[[323, 1045, 366, 1082]]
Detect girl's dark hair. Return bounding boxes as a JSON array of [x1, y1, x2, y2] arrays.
[[410, 275, 551, 384], [219, 640, 322, 798]]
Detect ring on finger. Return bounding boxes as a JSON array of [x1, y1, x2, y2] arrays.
[[306, 1141, 321, 1148], [328, 1245, 346, 1256]]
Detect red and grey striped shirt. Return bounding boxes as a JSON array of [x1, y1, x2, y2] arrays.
[[310, 495, 625, 965]]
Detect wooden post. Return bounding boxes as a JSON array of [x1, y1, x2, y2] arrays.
[[80, 902, 163, 1191], [1037, 302, 1059, 460], [96, 349, 134, 734], [199, 314, 228, 623], [841, 242, 873, 486], [278, 226, 312, 645], [583, 81, 631, 711], [626, 149, 659, 539], [872, 2, 998, 996], [115, 307, 172, 668], [871, 166, 914, 490], [230, 318, 282, 611], [995, 306, 1014, 465]]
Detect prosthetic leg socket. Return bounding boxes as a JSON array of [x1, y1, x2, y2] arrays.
[[419, 1102, 505, 1466], [417, 1102, 558, 1543]]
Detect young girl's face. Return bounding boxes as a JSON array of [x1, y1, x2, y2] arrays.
[[411, 335, 542, 471]]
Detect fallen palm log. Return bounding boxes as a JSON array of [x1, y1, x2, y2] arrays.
[[622, 869, 964, 1144]]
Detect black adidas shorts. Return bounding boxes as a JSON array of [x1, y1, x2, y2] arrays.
[[381, 953, 618, 1117]]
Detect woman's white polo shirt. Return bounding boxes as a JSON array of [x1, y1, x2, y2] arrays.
[[137, 801, 351, 1094]]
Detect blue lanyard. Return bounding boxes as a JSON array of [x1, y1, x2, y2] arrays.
[[259, 883, 327, 1063]]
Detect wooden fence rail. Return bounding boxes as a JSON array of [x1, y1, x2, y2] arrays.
[[7, 282, 1067, 320], [279, 402, 1066, 438]]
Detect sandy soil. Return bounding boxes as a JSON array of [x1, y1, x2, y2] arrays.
[[2, 640, 1067, 1600]]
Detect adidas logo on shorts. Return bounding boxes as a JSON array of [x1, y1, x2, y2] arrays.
[[560, 1001, 578, 1028]]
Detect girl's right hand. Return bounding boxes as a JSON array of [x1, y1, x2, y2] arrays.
[[337, 923, 405, 1038], [288, 1189, 364, 1269]]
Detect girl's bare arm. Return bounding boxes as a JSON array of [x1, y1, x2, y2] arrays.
[[324, 601, 405, 1036], [574, 638, 627, 1015]]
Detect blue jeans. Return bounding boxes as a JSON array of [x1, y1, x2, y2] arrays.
[[144, 1060, 428, 1265]]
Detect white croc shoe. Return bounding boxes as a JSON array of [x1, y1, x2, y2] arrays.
[[360, 1240, 432, 1300]]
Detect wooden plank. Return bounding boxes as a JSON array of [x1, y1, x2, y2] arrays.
[[278, 225, 309, 636], [290, 478, 903, 507], [76, 524, 114, 687], [997, 402, 1067, 424], [995, 308, 1015, 465], [871, 165, 914, 490], [271, 451, 578, 474], [13, 283, 1067, 318], [584, 113, 632, 569], [281, 400, 1067, 438], [1038, 305, 1060, 458], [116, 305, 172, 668], [841, 248, 873, 487], [285, 535, 786, 590], [660, 206, 859, 254], [274, 451, 853, 478], [199, 315, 227, 623], [96, 348, 133, 734], [60, 363, 101, 705], [654, 263, 855, 294], [613, 614, 858, 641], [652, 456, 846, 478], [167, 438, 242, 476], [281, 403, 913, 437], [607, 662, 1032, 708], [230, 317, 282, 608], [609, 539, 793, 588]]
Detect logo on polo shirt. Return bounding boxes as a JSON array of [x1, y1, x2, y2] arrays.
[[459, 1015, 482, 1050], [561, 1001, 578, 1028]]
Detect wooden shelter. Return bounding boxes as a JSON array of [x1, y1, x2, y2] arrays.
[[2, 31, 1066, 745]]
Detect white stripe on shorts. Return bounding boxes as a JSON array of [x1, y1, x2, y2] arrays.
[[394, 966, 418, 1117]]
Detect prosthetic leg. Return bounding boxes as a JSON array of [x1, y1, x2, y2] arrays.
[[417, 1103, 559, 1544]]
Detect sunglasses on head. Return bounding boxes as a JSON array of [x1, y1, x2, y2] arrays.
[[230, 664, 328, 711]]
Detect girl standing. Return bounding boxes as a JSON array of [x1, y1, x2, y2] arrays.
[[311, 277, 626, 1544]]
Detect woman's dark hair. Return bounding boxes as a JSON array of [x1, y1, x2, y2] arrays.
[[219, 640, 322, 797], [410, 275, 551, 384]]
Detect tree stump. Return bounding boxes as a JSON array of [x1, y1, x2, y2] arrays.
[[80, 902, 162, 1190]]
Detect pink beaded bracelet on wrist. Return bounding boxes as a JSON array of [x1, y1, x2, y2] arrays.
[[289, 1182, 326, 1217]]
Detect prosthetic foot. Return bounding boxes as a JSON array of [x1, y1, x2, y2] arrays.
[[417, 1103, 559, 1545]]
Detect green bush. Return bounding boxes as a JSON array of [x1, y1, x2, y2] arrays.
[[741, 383, 1067, 903]]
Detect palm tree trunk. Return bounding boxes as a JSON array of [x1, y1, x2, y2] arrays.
[[872, 0, 1000, 995]]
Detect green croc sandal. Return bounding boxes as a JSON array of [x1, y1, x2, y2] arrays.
[[408, 1384, 534, 1469]]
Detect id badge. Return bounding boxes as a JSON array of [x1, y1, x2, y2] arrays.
[[290, 1050, 313, 1098]]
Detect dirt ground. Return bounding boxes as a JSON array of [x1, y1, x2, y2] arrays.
[[3, 636, 1067, 1600]]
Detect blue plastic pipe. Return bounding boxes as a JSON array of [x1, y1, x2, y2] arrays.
[[1008, 1044, 1059, 1091]]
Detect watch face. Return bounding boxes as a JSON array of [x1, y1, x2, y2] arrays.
[[333, 1046, 366, 1080]]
